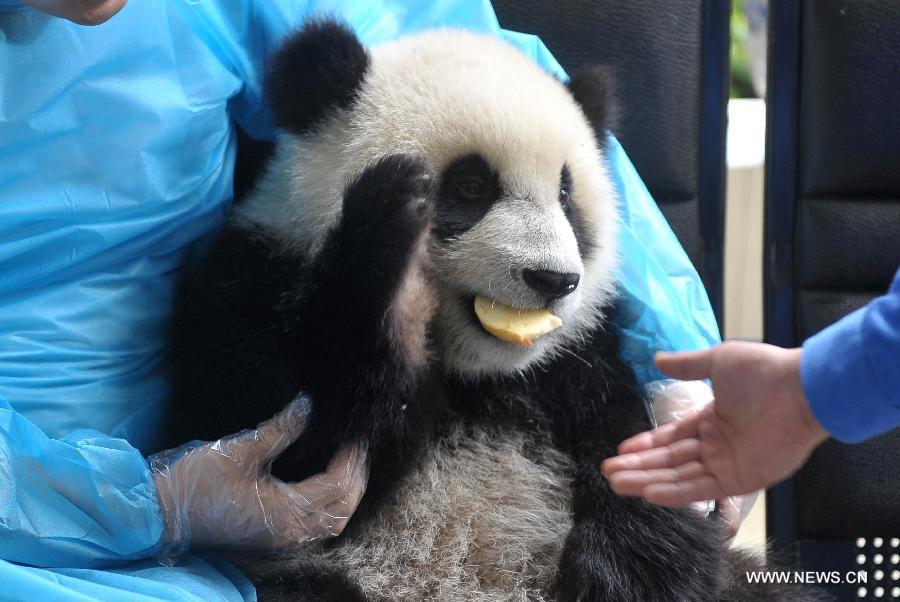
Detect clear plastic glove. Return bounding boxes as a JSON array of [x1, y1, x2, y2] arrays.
[[149, 395, 368, 563], [643, 379, 757, 538]]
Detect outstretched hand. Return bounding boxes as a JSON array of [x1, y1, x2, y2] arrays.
[[601, 342, 829, 507]]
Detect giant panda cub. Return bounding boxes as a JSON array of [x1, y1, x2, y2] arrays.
[[166, 20, 813, 602]]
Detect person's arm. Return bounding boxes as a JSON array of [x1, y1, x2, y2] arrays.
[[0, 395, 367, 569], [599, 269, 899, 506], [0, 395, 164, 567], [801, 268, 900, 443]]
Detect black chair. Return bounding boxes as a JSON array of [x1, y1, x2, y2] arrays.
[[765, 1, 900, 599], [492, 0, 731, 327]]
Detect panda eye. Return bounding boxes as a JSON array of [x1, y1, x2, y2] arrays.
[[560, 164, 573, 208], [456, 175, 487, 200]]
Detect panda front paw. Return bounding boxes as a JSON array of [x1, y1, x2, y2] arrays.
[[341, 153, 435, 249], [300, 153, 436, 369]]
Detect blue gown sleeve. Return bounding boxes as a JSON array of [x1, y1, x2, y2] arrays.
[[801, 268, 900, 443], [0, 395, 164, 568]]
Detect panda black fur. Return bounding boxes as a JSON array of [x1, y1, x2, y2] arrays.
[[165, 20, 822, 602]]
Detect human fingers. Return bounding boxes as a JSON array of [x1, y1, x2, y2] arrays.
[[282, 474, 358, 517], [606, 461, 707, 496], [228, 396, 311, 465], [603, 438, 702, 477], [320, 449, 369, 535], [301, 443, 369, 505], [276, 472, 365, 544], [616, 411, 702, 455], [655, 348, 714, 382], [280, 443, 369, 510], [642, 475, 725, 507], [323, 442, 369, 482]]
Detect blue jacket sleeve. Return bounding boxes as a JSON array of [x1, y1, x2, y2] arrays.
[[0, 396, 164, 568], [801, 268, 900, 443]]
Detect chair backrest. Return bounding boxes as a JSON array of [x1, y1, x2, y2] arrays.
[[492, 0, 730, 326], [765, 1, 900, 596]]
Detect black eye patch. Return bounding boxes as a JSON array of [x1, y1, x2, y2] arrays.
[[559, 165, 572, 208], [560, 164, 596, 257], [433, 153, 501, 241]]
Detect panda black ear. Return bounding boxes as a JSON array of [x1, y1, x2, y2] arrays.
[[265, 19, 370, 135], [566, 66, 617, 144]]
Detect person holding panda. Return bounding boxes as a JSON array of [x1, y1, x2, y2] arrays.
[[0, 2, 370, 599]]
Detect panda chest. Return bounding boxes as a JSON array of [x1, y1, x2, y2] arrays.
[[333, 424, 575, 601]]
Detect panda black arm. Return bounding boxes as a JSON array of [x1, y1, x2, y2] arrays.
[[168, 155, 440, 499], [528, 325, 727, 601], [269, 154, 442, 492]]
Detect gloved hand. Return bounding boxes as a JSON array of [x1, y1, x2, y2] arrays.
[[149, 396, 368, 563], [642, 379, 757, 538]]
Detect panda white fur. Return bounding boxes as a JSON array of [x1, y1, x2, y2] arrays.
[[165, 20, 818, 602]]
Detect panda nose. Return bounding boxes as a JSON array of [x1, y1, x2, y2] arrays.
[[522, 269, 580, 301]]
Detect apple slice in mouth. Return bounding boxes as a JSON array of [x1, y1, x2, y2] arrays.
[[473, 296, 563, 348]]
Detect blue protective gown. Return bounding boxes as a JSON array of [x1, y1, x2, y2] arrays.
[[0, 0, 719, 599]]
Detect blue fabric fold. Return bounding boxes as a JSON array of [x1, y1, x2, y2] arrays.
[[0, 396, 163, 568], [1, 552, 256, 602]]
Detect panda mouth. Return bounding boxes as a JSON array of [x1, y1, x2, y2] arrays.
[[464, 295, 563, 348]]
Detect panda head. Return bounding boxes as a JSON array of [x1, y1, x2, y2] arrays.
[[242, 20, 620, 378]]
